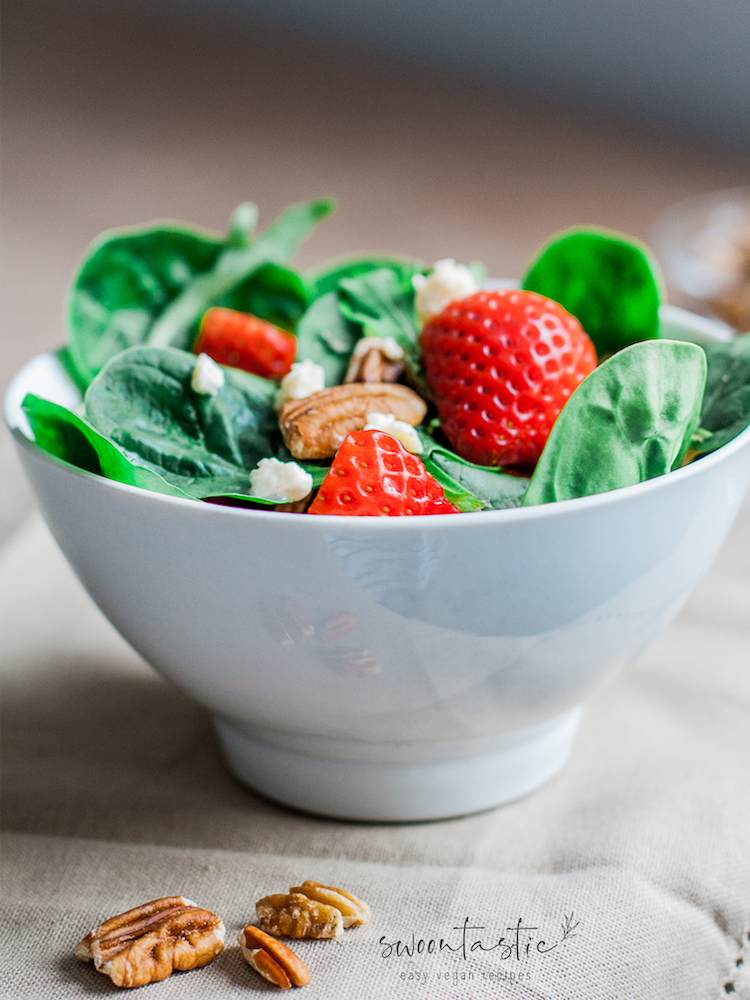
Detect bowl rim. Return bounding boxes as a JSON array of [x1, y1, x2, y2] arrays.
[[6, 304, 750, 532]]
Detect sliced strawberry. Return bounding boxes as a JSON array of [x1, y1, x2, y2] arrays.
[[194, 307, 296, 380], [308, 430, 460, 516], [420, 289, 597, 467]]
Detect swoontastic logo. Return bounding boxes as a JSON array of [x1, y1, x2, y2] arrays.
[[378, 912, 581, 982]]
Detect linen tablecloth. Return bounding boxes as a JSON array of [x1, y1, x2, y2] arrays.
[[1, 499, 749, 1000]]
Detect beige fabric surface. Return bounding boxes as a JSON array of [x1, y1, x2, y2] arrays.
[[1, 505, 749, 1000]]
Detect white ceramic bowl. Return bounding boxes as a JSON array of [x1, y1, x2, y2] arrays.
[[5, 305, 750, 821]]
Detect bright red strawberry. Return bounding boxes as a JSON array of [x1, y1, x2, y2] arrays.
[[420, 289, 597, 467], [194, 307, 296, 380], [308, 430, 460, 517]]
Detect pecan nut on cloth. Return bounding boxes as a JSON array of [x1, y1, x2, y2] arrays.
[[239, 925, 310, 989], [257, 880, 371, 939], [75, 895, 225, 988]]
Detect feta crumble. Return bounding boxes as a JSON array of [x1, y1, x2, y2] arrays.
[[190, 353, 225, 396], [412, 259, 479, 324], [274, 359, 326, 410], [364, 412, 424, 454], [249, 458, 313, 503], [351, 336, 405, 361]]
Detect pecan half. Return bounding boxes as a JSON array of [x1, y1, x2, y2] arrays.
[[239, 925, 310, 989], [279, 383, 426, 460], [75, 896, 225, 988], [288, 881, 371, 928], [344, 337, 404, 384], [256, 892, 344, 939]]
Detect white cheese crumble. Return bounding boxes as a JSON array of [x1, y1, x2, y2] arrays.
[[364, 412, 424, 454], [190, 353, 225, 396], [412, 258, 479, 324], [274, 359, 326, 410], [249, 458, 313, 503], [351, 335, 405, 361]]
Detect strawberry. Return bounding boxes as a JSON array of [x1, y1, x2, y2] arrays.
[[420, 288, 597, 467], [308, 430, 460, 516], [194, 307, 296, 380]]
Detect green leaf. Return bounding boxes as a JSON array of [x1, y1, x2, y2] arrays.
[[21, 393, 192, 498], [83, 346, 327, 499], [295, 291, 361, 386], [420, 457, 486, 512], [693, 333, 750, 455], [299, 259, 427, 385], [146, 199, 334, 349], [221, 262, 312, 332], [418, 431, 529, 511], [310, 255, 421, 297], [523, 340, 706, 506], [66, 199, 333, 388], [67, 225, 225, 387], [22, 390, 325, 508], [426, 453, 528, 511], [522, 228, 664, 356], [338, 265, 423, 370]]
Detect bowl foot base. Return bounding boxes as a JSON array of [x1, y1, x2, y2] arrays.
[[213, 708, 582, 821]]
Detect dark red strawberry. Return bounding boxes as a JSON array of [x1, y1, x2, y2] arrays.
[[194, 307, 296, 380], [420, 288, 597, 467], [308, 430, 460, 516]]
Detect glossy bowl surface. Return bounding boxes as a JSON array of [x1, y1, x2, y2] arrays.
[[5, 305, 750, 820]]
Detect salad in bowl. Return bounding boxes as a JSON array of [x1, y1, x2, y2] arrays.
[[17, 198, 750, 519]]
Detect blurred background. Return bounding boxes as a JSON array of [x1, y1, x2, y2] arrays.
[[2, 0, 749, 538]]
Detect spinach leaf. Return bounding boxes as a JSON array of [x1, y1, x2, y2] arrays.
[[310, 256, 420, 297], [22, 392, 305, 508], [296, 259, 425, 385], [523, 340, 706, 506], [67, 199, 333, 387], [146, 199, 334, 349], [68, 226, 225, 387], [21, 394, 191, 498], [420, 456, 486, 512], [84, 346, 327, 499], [426, 453, 529, 511], [295, 291, 361, 386], [522, 228, 663, 356], [693, 333, 750, 455], [418, 431, 529, 511], [221, 262, 311, 333], [338, 264, 423, 370]]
